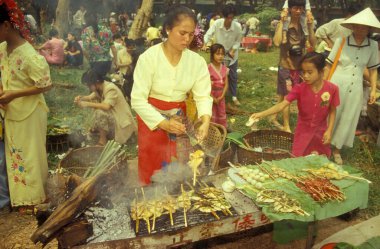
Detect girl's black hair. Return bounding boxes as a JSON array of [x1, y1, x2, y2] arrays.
[[0, 4, 11, 24], [288, 0, 306, 8], [162, 5, 197, 38], [84, 12, 98, 34], [67, 30, 79, 40], [210, 43, 225, 63], [300, 52, 326, 72], [81, 69, 104, 85], [124, 38, 135, 47]]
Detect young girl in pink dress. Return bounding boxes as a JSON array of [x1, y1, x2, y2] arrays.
[[250, 52, 340, 157], [208, 43, 229, 128]]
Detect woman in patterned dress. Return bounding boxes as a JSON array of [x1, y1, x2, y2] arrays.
[[0, 0, 52, 211]]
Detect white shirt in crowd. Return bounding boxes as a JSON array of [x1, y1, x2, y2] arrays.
[[315, 18, 352, 43], [204, 18, 242, 65], [73, 9, 86, 28]]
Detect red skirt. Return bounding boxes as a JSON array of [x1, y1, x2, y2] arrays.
[[137, 97, 186, 185]]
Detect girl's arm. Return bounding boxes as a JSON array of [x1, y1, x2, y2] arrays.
[[219, 73, 229, 100], [368, 68, 378, 104], [0, 85, 52, 105], [323, 63, 332, 80], [273, 20, 284, 46], [250, 100, 290, 120], [307, 14, 317, 48], [323, 105, 336, 144], [78, 101, 112, 111]]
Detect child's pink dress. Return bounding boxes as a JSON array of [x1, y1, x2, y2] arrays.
[[208, 63, 228, 128], [286, 80, 340, 157]]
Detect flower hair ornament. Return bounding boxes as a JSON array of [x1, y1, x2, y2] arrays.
[[0, 0, 32, 42]]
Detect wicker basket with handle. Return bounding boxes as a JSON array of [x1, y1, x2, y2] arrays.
[[217, 142, 237, 170], [237, 130, 294, 165], [177, 122, 227, 172]]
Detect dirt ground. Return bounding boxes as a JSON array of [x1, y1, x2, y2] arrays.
[[0, 211, 361, 249]]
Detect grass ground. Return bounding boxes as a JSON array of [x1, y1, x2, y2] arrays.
[[45, 47, 380, 218]]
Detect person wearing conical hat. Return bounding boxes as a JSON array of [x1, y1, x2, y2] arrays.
[[325, 7, 380, 165]]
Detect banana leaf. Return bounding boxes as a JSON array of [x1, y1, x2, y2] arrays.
[[229, 156, 369, 222]]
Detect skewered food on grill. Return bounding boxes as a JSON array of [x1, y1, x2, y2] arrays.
[[188, 150, 205, 186]]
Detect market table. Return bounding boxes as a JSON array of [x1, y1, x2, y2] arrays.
[[241, 36, 272, 53], [76, 156, 369, 249]]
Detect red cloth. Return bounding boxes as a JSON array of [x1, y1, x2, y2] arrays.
[[286, 81, 340, 157], [137, 97, 186, 185], [208, 64, 228, 128]]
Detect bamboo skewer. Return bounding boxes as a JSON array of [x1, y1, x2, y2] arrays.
[[165, 186, 174, 226], [257, 164, 276, 180], [134, 189, 139, 233], [193, 167, 197, 186], [140, 187, 151, 234], [211, 211, 220, 220], [181, 184, 188, 227], [152, 188, 157, 231], [303, 169, 372, 184]]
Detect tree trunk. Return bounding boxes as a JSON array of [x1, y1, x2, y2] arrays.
[[128, 0, 154, 40], [55, 0, 70, 37]]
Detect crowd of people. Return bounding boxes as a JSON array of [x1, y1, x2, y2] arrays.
[[0, 0, 379, 215]]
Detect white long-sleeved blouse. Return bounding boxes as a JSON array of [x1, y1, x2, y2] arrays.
[[131, 43, 213, 130]]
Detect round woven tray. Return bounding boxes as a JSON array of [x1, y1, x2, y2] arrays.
[[57, 146, 104, 177], [237, 130, 294, 165]]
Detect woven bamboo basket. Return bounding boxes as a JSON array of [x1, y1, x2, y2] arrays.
[[57, 146, 105, 177], [216, 142, 236, 170], [237, 130, 294, 165], [177, 122, 226, 171]]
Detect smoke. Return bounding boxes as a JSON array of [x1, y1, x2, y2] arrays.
[[108, 159, 197, 206]]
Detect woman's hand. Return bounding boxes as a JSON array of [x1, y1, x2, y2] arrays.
[[158, 118, 186, 135], [196, 120, 210, 141], [249, 113, 262, 121], [0, 90, 17, 104], [213, 97, 219, 104], [322, 130, 332, 145], [368, 89, 377, 104]]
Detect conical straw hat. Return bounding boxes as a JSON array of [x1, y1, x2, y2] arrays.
[[341, 8, 380, 33]]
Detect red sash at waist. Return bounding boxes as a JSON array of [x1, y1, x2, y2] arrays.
[[148, 97, 186, 112]]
